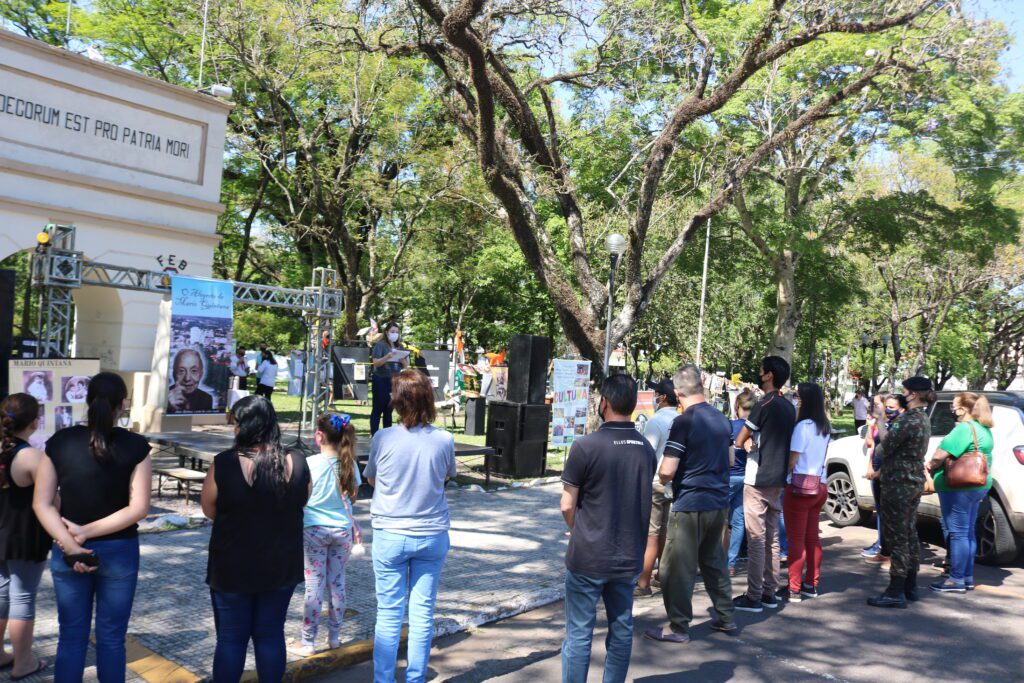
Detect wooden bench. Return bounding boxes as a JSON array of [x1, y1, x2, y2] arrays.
[[154, 467, 207, 506]]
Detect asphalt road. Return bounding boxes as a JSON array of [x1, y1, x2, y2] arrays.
[[323, 519, 1024, 682]]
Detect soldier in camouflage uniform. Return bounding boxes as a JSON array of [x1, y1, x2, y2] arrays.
[[868, 376, 934, 608]]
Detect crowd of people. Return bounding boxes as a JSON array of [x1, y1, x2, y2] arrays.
[[559, 357, 996, 682], [0, 368, 454, 683], [0, 346, 998, 682]]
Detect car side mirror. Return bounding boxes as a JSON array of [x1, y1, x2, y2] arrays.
[[859, 425, 868, 439]]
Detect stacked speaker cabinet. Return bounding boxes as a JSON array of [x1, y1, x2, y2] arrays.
[[486, 334, 552, 478]]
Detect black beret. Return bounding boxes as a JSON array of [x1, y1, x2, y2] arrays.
[[902, 376, 933, 392]]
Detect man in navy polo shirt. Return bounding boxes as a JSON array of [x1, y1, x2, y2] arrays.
[[644, 365, 736, 643], [560, 374, 656, 683]]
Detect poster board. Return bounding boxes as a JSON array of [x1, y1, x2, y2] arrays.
[[166, 276, 234, 415], [8, 358, 101, 449], [550, 359, 591, 447], [632, 390, 656, 435]]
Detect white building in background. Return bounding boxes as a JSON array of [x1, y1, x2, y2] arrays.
[[0, 29, 230, 426]]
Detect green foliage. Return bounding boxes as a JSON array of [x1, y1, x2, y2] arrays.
[[231, 306, 304, 352]]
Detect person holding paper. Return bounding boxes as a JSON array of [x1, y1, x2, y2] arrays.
[[370, 323, 409, 435]]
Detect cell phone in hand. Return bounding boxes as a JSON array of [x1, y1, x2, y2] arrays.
[[63, 552, 100, 568]]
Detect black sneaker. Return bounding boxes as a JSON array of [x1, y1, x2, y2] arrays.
[[799, 584, 818, 598], [774, 587, 791, 601], [930, 579, 966, 594], [789, 591, 805, 603], [761, 592, 778, 609], [965, 581, 975, 591], [733, 595, 764, 613]]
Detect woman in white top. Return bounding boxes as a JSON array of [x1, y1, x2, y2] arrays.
[[255, 351, 278, 400], [781, 382, 831, 602]]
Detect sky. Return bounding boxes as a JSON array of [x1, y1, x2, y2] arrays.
[[974, 0, 1024, 89]]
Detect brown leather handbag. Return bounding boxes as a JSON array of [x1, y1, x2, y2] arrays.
[[945, 422, 989, 489]]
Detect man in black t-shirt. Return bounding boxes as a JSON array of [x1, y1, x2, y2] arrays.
[[560, 374, 655, 681], [644, 365, 736, 643], [733, 356, 796, 612]]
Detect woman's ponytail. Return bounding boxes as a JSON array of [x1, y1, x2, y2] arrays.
[[86, 372, 128, 464]]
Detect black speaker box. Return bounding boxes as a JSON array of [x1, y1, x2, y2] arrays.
[[418, 349, 450, 401], [464, 397, 487, 436], [486, 400, 550, 478], [507, 334, 550, 404], [0, 270, 14, 398]]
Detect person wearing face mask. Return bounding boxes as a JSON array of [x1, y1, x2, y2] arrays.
[[867, 376, 934, 609], [635, 378, 679, 597], [370, 323, 409, 435], [863, 394, 907, 564], [559, 374, 655, 679], [732, 357, 795, 614], [925, 392, 994, 594]]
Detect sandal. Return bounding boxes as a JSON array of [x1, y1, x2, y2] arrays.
[[11, 658, 48, 681]]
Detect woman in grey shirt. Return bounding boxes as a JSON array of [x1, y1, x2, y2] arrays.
[[364, 370, 456, 683], [369, 323, 408, 435]]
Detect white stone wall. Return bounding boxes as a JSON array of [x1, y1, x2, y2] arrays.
[[0, 29, 230, 384]]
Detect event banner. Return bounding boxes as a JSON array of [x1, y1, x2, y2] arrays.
[[8, 358, 101, 449], [167, 276, 234, 415], [550, 359, 591, 447]]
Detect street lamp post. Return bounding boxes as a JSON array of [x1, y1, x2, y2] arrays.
[[603, 233, 627, 378], [860, 332, 891, 394]]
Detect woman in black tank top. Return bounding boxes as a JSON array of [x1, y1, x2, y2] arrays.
[[202, 396, 310, 683], [33, 372, 152, 683], [0, 393, 52, 679]]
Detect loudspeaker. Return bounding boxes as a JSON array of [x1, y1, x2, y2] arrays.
[[507, 334, 550, 404], [486, 400, 550, 478], [464, 397, 487, 436], [0, 270, 14, 398]]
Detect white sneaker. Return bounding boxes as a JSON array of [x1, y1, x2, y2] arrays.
[[287, 641, 316, 657]]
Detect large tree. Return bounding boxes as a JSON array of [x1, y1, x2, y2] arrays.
[[352, 0, 993, 375]]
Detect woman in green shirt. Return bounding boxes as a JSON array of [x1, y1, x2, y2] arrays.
[[925, 392, 994, 594]]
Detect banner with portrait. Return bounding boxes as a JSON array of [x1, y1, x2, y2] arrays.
[[166, 276, 234, 415], [8, 358, 101, 449], [550, 359, 591, 447]]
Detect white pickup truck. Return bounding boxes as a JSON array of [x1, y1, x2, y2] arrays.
[[823, 391, 1024, 565]]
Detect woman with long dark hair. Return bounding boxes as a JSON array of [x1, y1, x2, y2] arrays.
[[780, 382, 831, 602], [0, 394, 51, 679], [202, 395, 310, 683], [369, 323, 408, 435], [366, 370, 455, 683], [33, 372, 152, 682], [290, 413, 362, 656]]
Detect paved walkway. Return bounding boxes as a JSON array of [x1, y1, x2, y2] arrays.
[[20, 483, 567, 681]]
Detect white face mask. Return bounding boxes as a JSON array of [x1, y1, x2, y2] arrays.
[[387, 332, 399, 343]]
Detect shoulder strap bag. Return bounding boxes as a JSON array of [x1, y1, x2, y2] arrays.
[[945, 422, 989, 489]]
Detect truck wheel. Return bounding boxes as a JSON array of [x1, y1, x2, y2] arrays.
[[976, 495, 1020, 566], [825, 470, 867, 527]]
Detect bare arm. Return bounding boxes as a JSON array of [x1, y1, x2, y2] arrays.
[[735, 425, 752, 450], [66, 456, 153, 541], [32, 456, 93, 572], [927, 448, 951, 475], [560, 485, 579, 530], [201, 462, 218, 520], [659, 455, 679, 485], [788, 450, 800, 474]]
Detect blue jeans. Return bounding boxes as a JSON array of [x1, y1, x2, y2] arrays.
[[372, 529, 449, 683], [210, 585, 295, 683], [370, 375, 393, 435], [727, 475, 746, 567], [50, 538, 140, 683], [562, 570, 636, 683], [778, 511, 788, 556], [939, 488, 988, 584]]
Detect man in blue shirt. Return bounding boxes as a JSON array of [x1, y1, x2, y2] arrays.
[[645, 365, 736, 643], [560, 374, 656, 682]]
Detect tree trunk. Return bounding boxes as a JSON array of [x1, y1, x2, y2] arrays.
[[767, 250, 801, 363]]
